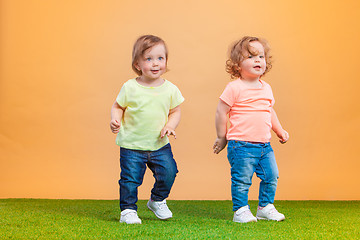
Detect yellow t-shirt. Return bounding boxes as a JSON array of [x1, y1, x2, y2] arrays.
[[116, 78, 184, 151]]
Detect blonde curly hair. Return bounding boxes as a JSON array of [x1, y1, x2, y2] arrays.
[[226, 36, 272, 79]]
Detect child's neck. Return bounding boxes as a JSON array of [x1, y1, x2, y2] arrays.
[[240, 77, 262, 88], [136, 76, 165, 87]]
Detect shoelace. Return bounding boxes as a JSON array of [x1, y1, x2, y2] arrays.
[[238, 209, 253, 218], [156, 201, 168, 210], [124, 211, 137, 218], [268, 207, 280, 216], [244, 211, 254, 217]]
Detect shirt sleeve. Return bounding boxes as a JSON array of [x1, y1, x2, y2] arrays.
[[220, 82, 237, 107], [267, 83, 275, 107], [116, 84, 127, 108], [170, 85, 185, 109]]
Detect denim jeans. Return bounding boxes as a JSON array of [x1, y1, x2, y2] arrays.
[[119, 143, 178, 211], [227, 140, 279, 211]]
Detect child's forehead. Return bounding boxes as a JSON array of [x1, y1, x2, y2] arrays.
[[142, 44, 166, 56]]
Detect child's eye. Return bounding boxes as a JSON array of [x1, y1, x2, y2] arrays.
[[248, 55, 253, 59], [158, 57, 164, 61], [146, 58, 152, 61], [259, 55, 265, 58]]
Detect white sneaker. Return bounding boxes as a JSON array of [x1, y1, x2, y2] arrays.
[[147, 199, 172, 220], [233, 205, 257, 223], [120, 209, 142, 224], [256, 204, 285, 221]]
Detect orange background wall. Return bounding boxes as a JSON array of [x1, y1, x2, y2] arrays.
[[1, 0, 360, 200]]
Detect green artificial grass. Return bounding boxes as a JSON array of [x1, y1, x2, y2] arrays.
[[0, 199, 359, 239]]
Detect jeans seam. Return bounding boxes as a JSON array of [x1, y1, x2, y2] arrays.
[[258, 160, 268, 206]]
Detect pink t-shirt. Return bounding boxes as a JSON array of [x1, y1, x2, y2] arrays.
[[220, 79, 274, 143]]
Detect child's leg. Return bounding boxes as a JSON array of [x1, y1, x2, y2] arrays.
[[119, 147, 147, 211], [147, 143, 178, 201], [255, 143, 279, 207], [227, 140, 259, 212]]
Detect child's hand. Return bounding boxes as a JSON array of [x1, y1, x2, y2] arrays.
[[213, 137, 227, 154], [278, 130, 289, 144], [110, 119, 121, 134], [161, 126, 176, 139]]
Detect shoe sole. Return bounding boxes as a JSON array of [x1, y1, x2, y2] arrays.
[[119, 219, 142, 224], [233, 218, 257, 223], [147, 202, 172, 220], [256, 216, 285, 221]]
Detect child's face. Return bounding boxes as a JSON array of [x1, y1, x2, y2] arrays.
[[239, 41, 266, 80], [136, 44, 167, 81]]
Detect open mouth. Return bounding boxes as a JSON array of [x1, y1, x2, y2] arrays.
[[151, 70, 160, 74]]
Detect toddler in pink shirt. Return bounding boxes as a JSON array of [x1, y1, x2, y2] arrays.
[[213, 36, 289, 223]]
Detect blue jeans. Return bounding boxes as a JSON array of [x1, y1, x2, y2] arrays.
[[227, 140, 279, 211], [119, 143, 178, 211]]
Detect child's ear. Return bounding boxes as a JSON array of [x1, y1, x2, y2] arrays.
[[134, 62, 140, 72]]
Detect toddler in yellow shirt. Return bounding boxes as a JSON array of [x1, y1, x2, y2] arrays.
[[110, 35, 184, 224]]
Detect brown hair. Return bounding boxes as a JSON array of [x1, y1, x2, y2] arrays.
[[131, 35, 168, 76], [226, 36, 272, 79]]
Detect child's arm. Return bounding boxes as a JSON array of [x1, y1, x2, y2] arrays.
[[213, 100, 230, 154], [161, 105, 181, 139], [110, 101, 125, 134], [271, 108, 289, 144]]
